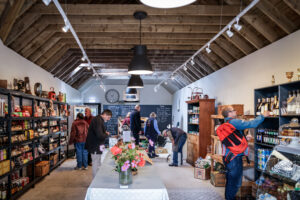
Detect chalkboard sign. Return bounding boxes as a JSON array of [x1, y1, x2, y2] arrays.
[[103, 105, 172, 135]]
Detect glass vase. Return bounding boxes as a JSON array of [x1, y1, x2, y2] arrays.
[[119, 169, 132, 185]]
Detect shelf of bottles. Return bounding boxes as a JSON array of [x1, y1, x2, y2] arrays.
[[187, 103, 200, 135], [254, 80, 300, 180], [0, 88, 69, 200]]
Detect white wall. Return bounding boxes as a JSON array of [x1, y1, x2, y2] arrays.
[[0, 40, 82, 104], [173, 30, 300, 132], [82, 83, 173, 105]]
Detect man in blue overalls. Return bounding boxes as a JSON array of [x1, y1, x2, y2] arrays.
[[221, 106, 269, 200]]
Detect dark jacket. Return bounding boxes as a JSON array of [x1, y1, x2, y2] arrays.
[[130, 109, 141, 134], [84, 116, 93, 125], [144, 118, 160, 141], [85, 115, 108, 154], [168, 128, 186, 145], [69, 119, 89, 144]]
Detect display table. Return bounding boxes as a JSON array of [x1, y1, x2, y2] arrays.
[[85, 152, 169, 200]]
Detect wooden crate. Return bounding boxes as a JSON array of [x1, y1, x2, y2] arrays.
[[0, 80, 7, 89], [210, 171, 226, 187], [218, 104, 244, 116], [194, 167, 211, 180], [236, 181, 253, 199], [35, 161, 50, 177], [252, 181, 258, 198]]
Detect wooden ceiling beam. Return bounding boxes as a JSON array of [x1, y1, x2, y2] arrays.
[[237, 19, 266, 49], [0, 0, 25, 43], [223, 33, 254, 55], [43, 45, 71, 71], [197, 54, 220, 71], [28, 37, 61, 62], [59, 60, 82, 80], [193, 56, 214, 74], [19, 31, 55, 56], [69, 44, 202, 50], [11, 19, 48, 53], [44, 15, 233, 25], [283, 0, 300, 16], [210, 43, 235, 64], [46, 24, 221, 33], [60, 37, 208, 46], [5, 13, 40, 46], [40, 45, 70, 69], [239, 13, 279, 43], [49, 32, 216, 40], [206, 51, 227, 69], [256, 0, 296, 34], [36, 42, 68, 66], [214, 36, 244, 60], [31, 4, 241, 16], [53, 56, 79, 77], [225, 0, 279, 42]]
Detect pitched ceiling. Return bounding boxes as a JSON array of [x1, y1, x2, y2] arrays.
[[0, 0, 299, 93]]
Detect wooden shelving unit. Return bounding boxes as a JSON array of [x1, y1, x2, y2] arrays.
[[186, 99, 215, 166], [0, 88, 69, 199]]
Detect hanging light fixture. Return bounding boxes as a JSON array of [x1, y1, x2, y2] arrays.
[[140, 0, 196, 9], [127, 75, 144, 88], [128, 11, 153, 75], [126, 88, 138, 95]]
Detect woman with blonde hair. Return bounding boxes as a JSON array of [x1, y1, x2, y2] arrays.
[[144, 112, 161, 158]]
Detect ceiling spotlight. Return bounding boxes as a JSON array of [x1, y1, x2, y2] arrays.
[[81, 56, 86, 61], [190, 58, 195, 66], [42, 0, 51, 6], [205, 44, 211, 54], [62, 24, 69, 33], [234, 18, 242, 31], [171, 75, 175, 80], [87, 65, 91, 70], [154, 87, 158, 93], [226, 25, 234, 38], [164, 81, 168, 85], [183, 64, 188, 71]]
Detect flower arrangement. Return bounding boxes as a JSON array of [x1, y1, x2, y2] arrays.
[[111, 142, 146, 173]]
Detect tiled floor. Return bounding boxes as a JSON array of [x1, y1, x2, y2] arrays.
[[19, 156, 224, 200]]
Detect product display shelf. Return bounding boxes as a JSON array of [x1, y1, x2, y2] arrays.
[[254, 80, 300, 180], [0, 88, 70, 200], [256, 145, 300, 199], [186, 99, 215, 166]]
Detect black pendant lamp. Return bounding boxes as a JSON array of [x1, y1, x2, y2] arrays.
[[126, 88, 138, 95], [127, 75, 144, 88], [128, 11, 153, 75]]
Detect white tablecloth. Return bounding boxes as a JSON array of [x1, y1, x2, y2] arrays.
[[85, 152, 169, 200]]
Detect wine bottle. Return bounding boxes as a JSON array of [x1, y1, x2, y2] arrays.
[[261, 98, 266, 114], [256, 98, 262, 115]]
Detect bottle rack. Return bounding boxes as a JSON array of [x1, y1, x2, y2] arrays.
[[0, 88, 69, 200], [254, 80, 300, 180]]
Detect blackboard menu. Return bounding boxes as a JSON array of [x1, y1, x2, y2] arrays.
[[103, 105, 172, 135]]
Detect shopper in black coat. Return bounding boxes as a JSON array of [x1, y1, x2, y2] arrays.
[[130, 104, 142, 145], [85, 109, 112, 177]]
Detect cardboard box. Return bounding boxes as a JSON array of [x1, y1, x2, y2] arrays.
[[218, 104, 244, 116], [35, 161, 50, 177], [210, 171, 226, 187], [194, 167, 211, 180]]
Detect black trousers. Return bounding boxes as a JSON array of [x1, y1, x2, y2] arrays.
[[88, 152, 92, 164], [133, 132, 140, 145]]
